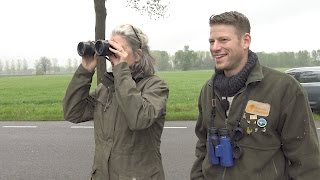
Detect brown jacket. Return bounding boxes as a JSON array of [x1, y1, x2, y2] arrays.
[[64, 62, 169, 180]]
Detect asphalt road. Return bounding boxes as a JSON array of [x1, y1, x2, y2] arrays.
[[0, 121, 319, 180]]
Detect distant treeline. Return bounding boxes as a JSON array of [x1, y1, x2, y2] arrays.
[[257, 50, 320, 68], [0, 47, 319, 75], [154, 47, 320, 71]]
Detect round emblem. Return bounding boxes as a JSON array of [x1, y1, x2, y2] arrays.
[[257, 118, 267, 128]]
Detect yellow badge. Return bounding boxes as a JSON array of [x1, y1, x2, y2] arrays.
[[245, 100, 270, 117], [250, 114, 257, 120]]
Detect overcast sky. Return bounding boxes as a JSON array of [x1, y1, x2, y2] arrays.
[[0, 0, 319, 66]]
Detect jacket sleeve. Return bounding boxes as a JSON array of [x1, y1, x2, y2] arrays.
[[280, 84, 320, 179], [63, 64, 96, 124], [190, 87, 207, 180], [112, 62, 169, 131]]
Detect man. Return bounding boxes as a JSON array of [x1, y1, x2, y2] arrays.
[[190, 11, 320, 180]]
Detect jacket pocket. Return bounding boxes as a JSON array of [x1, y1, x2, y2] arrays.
[[96, 84, 108, 106], [118, 169, 161, 180], [90, 168, 97, 180], [96, 84, 113, 111]]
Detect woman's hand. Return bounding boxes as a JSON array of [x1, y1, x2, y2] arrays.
[[108, 40, 129, 67], [81, 54, 97, 73]]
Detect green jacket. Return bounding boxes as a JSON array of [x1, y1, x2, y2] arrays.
[[64, 62, 169, 180], [190, 60, 320, 180]]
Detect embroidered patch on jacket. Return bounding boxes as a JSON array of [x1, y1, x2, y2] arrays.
[[245, 100, 270, 117]]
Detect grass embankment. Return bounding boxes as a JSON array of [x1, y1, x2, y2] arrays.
[[0, 70, 319, 121]]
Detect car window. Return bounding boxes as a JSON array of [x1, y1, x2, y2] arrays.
[[288, 70, 320, 83], [287, 69, 320, 83], [299, 71, 320, 83]]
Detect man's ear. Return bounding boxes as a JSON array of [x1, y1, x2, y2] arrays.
[[243, 33, 251, 50]]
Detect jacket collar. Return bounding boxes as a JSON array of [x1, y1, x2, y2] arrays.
[[102, 69, 146, 86], [246, 59, 264, 85]]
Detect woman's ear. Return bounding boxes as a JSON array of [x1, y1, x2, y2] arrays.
[[135, 49, 142, 61]]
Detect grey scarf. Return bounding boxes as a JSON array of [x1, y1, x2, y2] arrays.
[[213, 50, 258, 97]]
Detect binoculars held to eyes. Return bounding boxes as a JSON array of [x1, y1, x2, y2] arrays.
[[77, 40, 114, 57]]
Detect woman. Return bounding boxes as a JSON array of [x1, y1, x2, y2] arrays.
[[63, 24, 169, 180]]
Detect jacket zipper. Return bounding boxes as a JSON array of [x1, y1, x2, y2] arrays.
[[221, 168, 226, 180], [272, 160, 278, 178], [104, 86, 111, 112]]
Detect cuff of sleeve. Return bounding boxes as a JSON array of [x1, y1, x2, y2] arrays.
[[112, 62, 131, 78], [76, 64, 95, 78]]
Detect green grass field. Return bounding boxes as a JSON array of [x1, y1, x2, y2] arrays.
[[0, 70, 319, 121], [0, 71, 211, 121], [158, 70, 212, 120]]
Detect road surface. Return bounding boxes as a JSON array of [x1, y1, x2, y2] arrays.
[[1, 121, 319, 180]]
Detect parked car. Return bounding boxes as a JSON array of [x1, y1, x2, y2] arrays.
[[285, 66, 320, 113]]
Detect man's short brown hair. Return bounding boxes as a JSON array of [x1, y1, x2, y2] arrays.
[[209, 11, 251, 37]]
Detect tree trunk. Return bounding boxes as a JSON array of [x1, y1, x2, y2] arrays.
[[94, 0, 106, 85]]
